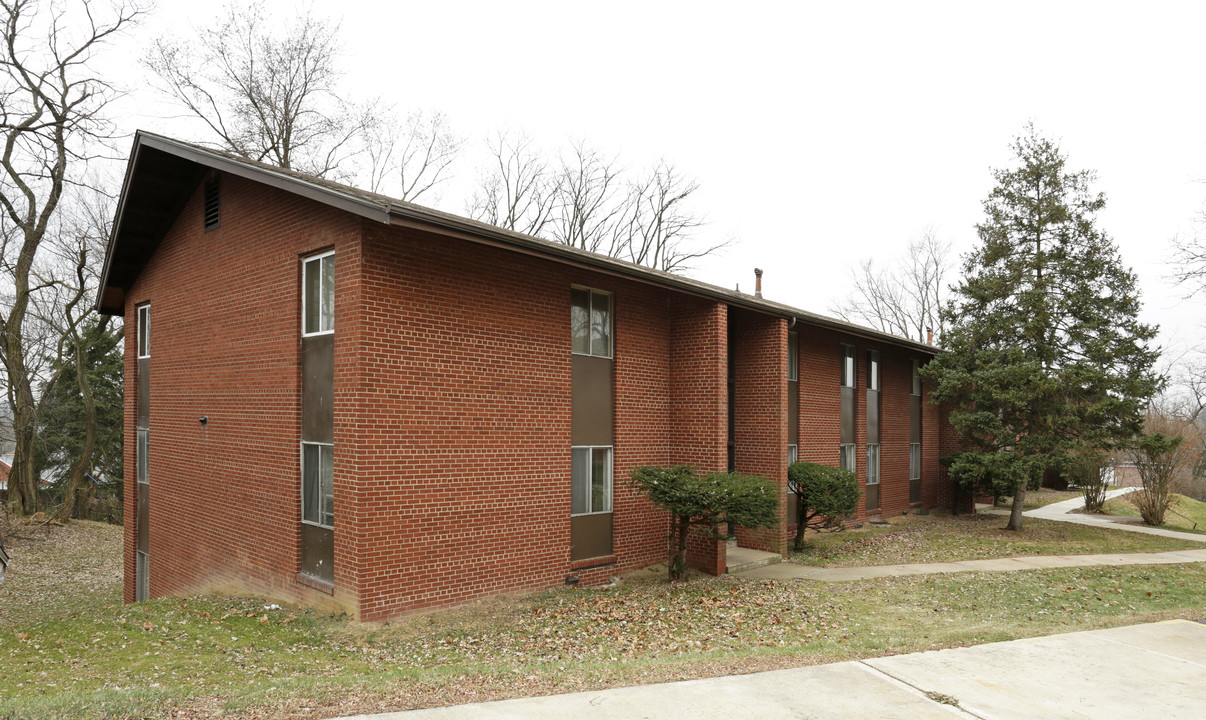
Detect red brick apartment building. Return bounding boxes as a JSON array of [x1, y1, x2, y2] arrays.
[[97, 132, 956, 621]]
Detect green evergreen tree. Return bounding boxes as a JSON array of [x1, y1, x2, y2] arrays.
[[36, 317, 124, 519], [923, 126, 1160, 530]]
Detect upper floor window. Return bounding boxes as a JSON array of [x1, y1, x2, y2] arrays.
[[571, 287, 611, 358], [911, 359, 922, 397], [788, 331, 798, 381], [867, 350, 880, 390], [302, 251, 335, 336], [840, 344, 855, 387], [137, 305, 150, 358]]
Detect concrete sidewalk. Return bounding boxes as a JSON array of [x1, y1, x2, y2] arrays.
[[332, 620, 1206, 719], [1019, 487, 1206, 542]]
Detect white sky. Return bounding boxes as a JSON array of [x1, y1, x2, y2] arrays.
[[111, 0, 1206, 354]]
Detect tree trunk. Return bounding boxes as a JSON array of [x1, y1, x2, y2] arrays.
[[7, 380, 39, 515], [1006, 483, 1026, 531], [793, 505, 807, 551], [670, 515, 691, 581]]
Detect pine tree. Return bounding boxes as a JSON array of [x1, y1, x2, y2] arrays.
[[924, 126, 1160, 530]]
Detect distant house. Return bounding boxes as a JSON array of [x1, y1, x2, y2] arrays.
[[97, 131, 960, 621], [0, 453, 10, 499]]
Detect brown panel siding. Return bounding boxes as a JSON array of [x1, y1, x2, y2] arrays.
[[571, 354, 614, 447]]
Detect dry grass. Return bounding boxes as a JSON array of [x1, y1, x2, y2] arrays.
[[789, 511, 1202, 567], [3, 516, 1205, 719], [0, 518, 123, 626]]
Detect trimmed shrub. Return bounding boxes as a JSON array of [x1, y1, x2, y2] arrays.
[[630, 466, 778, 581], [787, 462, 859, 551]]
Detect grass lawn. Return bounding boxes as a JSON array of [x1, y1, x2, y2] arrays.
[[788, 511, 1203, 568], [1103, 493, 1206, 535], [3, 519, 1206, 719], [1015, 488, 1081, 510]]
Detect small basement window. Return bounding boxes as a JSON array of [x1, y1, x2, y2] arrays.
[[203, 177, 220, 231]]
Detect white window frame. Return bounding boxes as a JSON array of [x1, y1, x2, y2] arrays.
[[868, 350, 880, 391], [137, 305, 150, 359], [910, 442, 921, 481], [787, 332, 798, 381], [911, 359, 922, 397], [788, 444, 798, 465], [571, 286, 613, 359], [840, 443, 856, 473], [301, 441, 334, 529], [867, 444, 881, 485], [301, 251, 335, 337], [571, 445, 613, 516], [841, 344, 855, 387]]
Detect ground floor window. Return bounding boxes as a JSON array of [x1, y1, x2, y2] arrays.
[[840, 443, 856, 473], [136, 550, 149, 601], [910, 443, 921, 480], [571, 446, 612, 515], [867, 444, 880, 485], [302, 442, 334, 528]]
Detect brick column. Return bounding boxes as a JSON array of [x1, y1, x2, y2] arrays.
[[668, 297, 729, 573], [731, 310, 788, 554]]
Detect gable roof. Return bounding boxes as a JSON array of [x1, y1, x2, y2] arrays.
[[99, 131, 940, 355]]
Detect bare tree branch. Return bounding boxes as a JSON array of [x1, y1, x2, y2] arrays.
[[831, 229, 951, 343]]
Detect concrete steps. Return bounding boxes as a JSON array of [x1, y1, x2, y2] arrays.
[[726, 545, 782, 574]]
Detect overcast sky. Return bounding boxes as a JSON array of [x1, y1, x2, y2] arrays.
[[114, 1, 1206, 354]]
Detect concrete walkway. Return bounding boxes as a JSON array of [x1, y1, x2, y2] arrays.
[[332, 619, 1206, 719], [1020, 487, 1206, 542]]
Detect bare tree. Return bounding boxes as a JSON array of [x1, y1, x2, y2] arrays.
[[0, 0, 142, 514], [144, 5, 375, 178], [547, 141, 624, 255], [1169, 229, 1206, 298], [466, 130, 559, 237], [832, 230, 951, 343], [365, 110, 461, 204], [31, 185, 113, 521], [621, 161, 720, 273]]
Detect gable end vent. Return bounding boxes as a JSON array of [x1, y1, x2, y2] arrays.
[[203, 177, 220, 231]]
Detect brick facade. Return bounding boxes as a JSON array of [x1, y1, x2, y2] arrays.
[[111, 138, 954, 620]]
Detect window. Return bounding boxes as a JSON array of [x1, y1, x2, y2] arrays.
[[571, 446, 612, 515], [571, 287, 611, 357], [867, 444, 880, 485], [840, 443, 856, 472], [911, 360, 922, 397], [867, 350, 880, 390], [910, 443, 921, 481], [302, 252, 335, 336], [302, 442, 334, 528], [840, 344, 855, 387], [136, 551, 149, 602], [203, 177, 220, 231], [137, 305, 150, 358], [788, 444, 798, 465], [137, 428, 149, 485], [788, 332, 798, 381]]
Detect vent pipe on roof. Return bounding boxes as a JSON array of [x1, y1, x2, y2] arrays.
[[754, 268, 763, 298]]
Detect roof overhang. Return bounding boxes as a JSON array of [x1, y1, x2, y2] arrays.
[[98, 132, 941, 356]]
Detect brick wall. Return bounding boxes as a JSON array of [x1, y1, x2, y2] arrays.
[[793, 327, 945, 526], [123, 173, 361, 611], [123, 168, 956, 619], [730, 309, 788, 553]]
